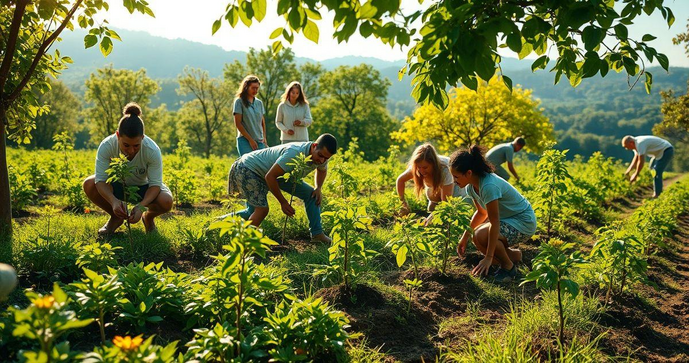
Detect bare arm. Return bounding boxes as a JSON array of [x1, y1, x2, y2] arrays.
[[484, 200, 501, 262], [459, 199, 487, 247], [234, 113, 256, 143], [138, 186, 160, 208], [314, 168, 327, 190], [96, 181, 119, 206], [311, 168, 327, 206], [630, 155, 645, 183], [261, 115, 268, 146], [396, 169, 414, 214], [265, 164, 288, 205], [507, 162, 519, 181], [625, 153, 638, 176]]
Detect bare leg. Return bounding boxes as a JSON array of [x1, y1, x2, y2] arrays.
[[472, 224, 514, 270], [142, 190, 173, 233], [83, 176, 123, 234], [248, 206, 269, 227]]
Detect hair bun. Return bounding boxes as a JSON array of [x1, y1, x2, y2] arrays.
[[123, 102, 142, 117]]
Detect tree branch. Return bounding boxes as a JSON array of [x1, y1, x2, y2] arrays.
[[7, 0, 84, 103], [0, 0, 30, 103]]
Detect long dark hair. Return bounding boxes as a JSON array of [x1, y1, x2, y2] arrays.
[[235, 75, 261, 107], [449, 145, 494, 177], [118, 102, 144, 137]]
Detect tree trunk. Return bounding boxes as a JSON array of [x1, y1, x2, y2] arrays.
[[0, 108, 12, 239]]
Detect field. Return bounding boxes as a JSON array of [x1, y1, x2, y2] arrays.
[[1, 144, 688, 362]]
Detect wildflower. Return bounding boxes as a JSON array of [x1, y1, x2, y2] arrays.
[[33, 295, 55, 309], [113, 335, 143, 352]]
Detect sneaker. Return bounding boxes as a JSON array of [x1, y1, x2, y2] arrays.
[[492, 265, 518, 283], [311, 233, 332, 243]]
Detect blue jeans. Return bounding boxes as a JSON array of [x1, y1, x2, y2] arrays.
[[235, 179, 323, 237], [650, 147, 674, 196], [236, 136, 266, 156]]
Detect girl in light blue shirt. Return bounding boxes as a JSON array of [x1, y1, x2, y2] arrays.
[[450, 145, 536, 282]]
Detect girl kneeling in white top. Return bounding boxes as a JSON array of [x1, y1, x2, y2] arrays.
[[396, 143, 468, 225], [275, 81, 312, 143], [82, 102, 173, 235]]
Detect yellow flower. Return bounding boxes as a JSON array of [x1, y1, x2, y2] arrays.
[[33, 295, 55, 309], [113, 335, 143, 352]]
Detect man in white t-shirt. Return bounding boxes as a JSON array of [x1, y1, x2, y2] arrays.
[[622, 135, 674, 197], [83, 103, 173, 235]]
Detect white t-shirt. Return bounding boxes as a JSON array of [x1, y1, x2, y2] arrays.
[[635, 136, 672, 160], [95, 134, 164, 188], [423, 155, 467, 201]]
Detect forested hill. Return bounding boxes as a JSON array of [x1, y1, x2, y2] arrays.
[[57, 29, 689, 161]]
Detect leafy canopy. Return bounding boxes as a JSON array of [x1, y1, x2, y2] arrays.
[[214, 0, 674, 108]]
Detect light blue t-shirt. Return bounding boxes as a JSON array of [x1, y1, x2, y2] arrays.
[[240, 141, 328, 178], [486, 142, 515, 166], [465, 173, 536, 235], [233, 97, 265, 142]]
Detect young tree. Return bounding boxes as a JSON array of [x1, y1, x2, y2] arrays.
[[83, 65, 160, 145], [177, 67, 234, 158], [0, 1, 153, 237], [393, 77, 554, 153], [298, 61, 325, 103], [311, 64, 396, 160], [31, 79, 81, 149]]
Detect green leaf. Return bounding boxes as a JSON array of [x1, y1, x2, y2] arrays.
[[106, 29, 122, 41], [506, 33, 522, 53], [517, 41, 533, 60], [304, 19, 319, 43], [502, 75, 513, 92], [614, 24, 628, 40], [269, 27, 282, 39], [226, 7, 239, 27], [99, 36, 113, 57], [642, 34, 657, 42], [656, 53, 669, 71], [252, 0, 267, 22], [84, 34, 98, 49], [272, 40, 284, 54], [359, 2, 377, 19], [238, 2, 253, 27], [359, 21, 373, 38], [288, 8, 302, 30], [396, 245, 408, 267], [644, 72, 653, 94], [212, 19, 222, 35]]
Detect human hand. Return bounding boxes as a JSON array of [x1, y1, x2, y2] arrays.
[[472, 257, 493, 276], [128, 205, 143, 224], [281, 201, 296, 217], [311, 188, 322, 206], [112, 200, 129, 219]]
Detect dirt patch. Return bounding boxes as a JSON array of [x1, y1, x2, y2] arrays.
[[596, 211, 689, 362], [317, 283, 438, 362]]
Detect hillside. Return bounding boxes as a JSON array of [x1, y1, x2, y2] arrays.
[[55, 28, 689, 161]]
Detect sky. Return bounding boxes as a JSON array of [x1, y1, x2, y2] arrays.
[[99, 0, 689, 67]]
